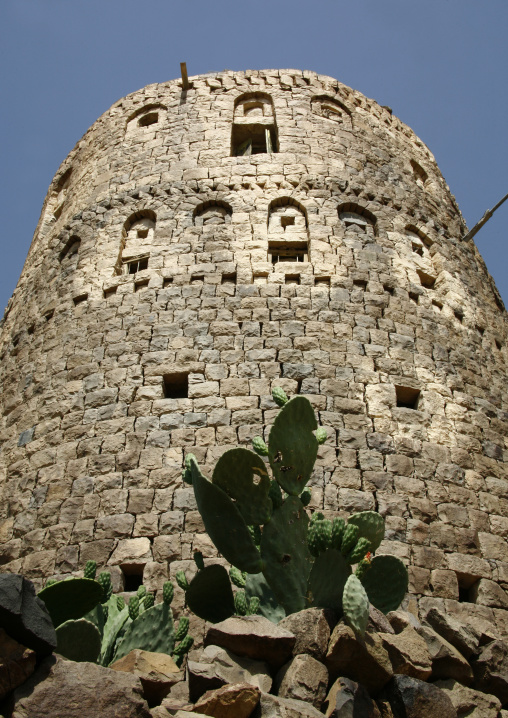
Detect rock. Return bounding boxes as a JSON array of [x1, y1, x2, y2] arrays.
[[421, 606, 480, 659], [325, 621, 393, 694], [472, 640, 508, 705], [11, 654, 151, 718], [254, 692, 326, 717], [274, 654, 328, 709], [278, 607, 336, 661], [0, 574, 56, 657], [379, 626, 432, 680], [369, 606, 395, 635], [435, 679, 502, 718], [188, 645, 271, 702], [110, 648, 183, 706], [470, 579, 508, 609], [380, 675, 457, 718], [204, 616, 295, 671], [387, 610, 420, 634], [416, 625, 473, 684], [323, 677, 381, 717], [0, 628, 36, 700], [193, 682, 260, 718]]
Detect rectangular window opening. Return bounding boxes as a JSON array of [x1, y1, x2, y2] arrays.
[[135, 279, 149, 292], [222, 273, 237, 285], [104, 286, 117, 299], [432, 299, 443, 311], [269, 242, 308, 264], [73, 294, 88, 306], [457, 574, 479, 604], [121, 564, 145, 592], [137, 229, 149, 239], [163, 278, 174, 288], [232, 124, 277, 156], [417, 270, 436, 289], [190, 275, 204, 285], [409, 292, 419, 305], [353, 279, 367, 290], [126, 256, 149, 274], [454, 310, 464, 323], [384, 284, 395, 296], [163, 372, 189, 399], [315, 277, 330, 287], [395, 385, 420, 410], [285, 274, 300, 285], [281, 216, 295, 230]]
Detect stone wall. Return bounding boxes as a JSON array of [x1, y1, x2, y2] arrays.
[[0, 69, 506, 637]]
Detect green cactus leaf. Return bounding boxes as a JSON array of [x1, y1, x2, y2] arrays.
[[315, 427, 327, 445], [163, 581, 174, 605], [308, 548, 351, 611], [300, 487, 312, 506], [189, 456, 263, 574], [343, 575, 370, 636], [98, 595, 130, 666], [84, 602, 106, 636], [84, 560, 97, 580], [260, 495, 313, 615], [248, 596, 260, 615], [360, 554, 408, 614], [38, 578, 104, 628], [252, 436, 269, 456], [113, 602, 175, 663], [331, 517, 345, 550], [175, 616, 189, 641], [212, 447, 272, 526], [55, 618, 101, 663], [340, 524, 360, 556], [234, 590, 248, 616], [244, 572, 285, 624], [272, 386, 288, 407], [268, 396, 318, 495], [229, 567, 246, 588], [185, 564, 235, 624], [347, 511, 385, 552], [346, 536, 372, 565]]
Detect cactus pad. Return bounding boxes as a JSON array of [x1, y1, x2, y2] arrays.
[[189, 455, 262, 574], [343, 575, 370, 636], [360, 554, 408, 614], [268, 396, 318, 495], [331, 517, 345, 550], [84, 560, 97, 579], [340, 524, 360, 556], [244, 572, 285, 624], [315, 427, 328, 445], [163, 581, 174, 605], [234, 590, 248, 616], [260, 495, 313, 615], [308, 548, 351, 611], [99, 595, 130, 666], [55, 619, 102, 662], [346, 536, 372, 565], [38, 578, 104, 628], [252, 436, 269, 456], [185, 564, 235, 624], [212, 447, 272, 526], [175, 616, 189, 641], [113, 602, 175, 663], [272, 387, 288, 407], [300, 487, 312, 506], [229, 567, 246, 588], [129, 595, 140, 620], [347, 511, 385, 552], [175, 571, 189, 591]]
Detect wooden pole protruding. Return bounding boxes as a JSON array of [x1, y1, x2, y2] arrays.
[[180, 62, 190, 90]]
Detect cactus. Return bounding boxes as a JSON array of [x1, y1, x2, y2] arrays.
[[340, 524, 360, 557], [244, 572, 285, 623], [175, 571, 189, 591], [248, 596, 260, 615], [38, 578, 104, 628], [315, 427, 327, 445], [212, 447, 272, 526], [268, 480, 283, 510], [272, 386, 288, 407], [229, 567, 246, 588], [248, 525, 262, 546], [308, 517, 332, 556], [97, 572, 113, 603], [194, 551, 205, 570], [44, 578, 57, 587], [117, 596, 125, 611], [355, 556, 372, 581], [343, 575, 370, 636], [331, 517, 345, 550], [163, 581, 174, 605], [300, 487, 312, 506], [182, 453, 194, 485], [234, 590, 248, 616], [84, 560, 97, 579], [268, 396, 318, 495], [188, 454, 263, 574], [252, 436, 269, 456], [260, 496, 313, 615], [128, 595, 140, 620], [185, 564, 235, 623], [173, 634, 194, 666], [360, 554, 408, 614], [347, 511, 385, 553], [98, 595, 130, 666], [56, 618, 102, 662], [175, 616, 189, 641], [308, 549, 351, 611], [137, 585, 147, 599], [113, 602, 175, 663], [143, 593, 155, 610], [346, 536, 372, 565]]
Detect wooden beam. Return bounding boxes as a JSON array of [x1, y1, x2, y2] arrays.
[[180, 62, 190, 91]]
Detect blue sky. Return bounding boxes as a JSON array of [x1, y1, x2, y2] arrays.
[[1, 0, 507, 313]]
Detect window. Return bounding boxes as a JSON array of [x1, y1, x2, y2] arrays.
[[126, 104, 165, 135], [73, 294, 88, 306], [411, 160, 428, 189], [268, 198, 308, 235], [138, 112, 158, 128], [232, 93, 278, 156], [126, 256, 149, 274], [285, 275, 300, 285], [221, 273, 237, 284], [121, 564, 144, 592], [59, 236, 81, 263], [134, 278, 149, 291], [311, 95, 352, 127], [116, 211, 155, 276], [338, 203, 376, 237], [193, 200, 232, 226], [269, 242, 308, 264], [315, 277, 330, 287], [163, 373, 189, 399], [52, 168, 72, 220], [395, 386, 420, 409]]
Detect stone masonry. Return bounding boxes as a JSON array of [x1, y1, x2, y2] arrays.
[[0, 69, 506, 641]]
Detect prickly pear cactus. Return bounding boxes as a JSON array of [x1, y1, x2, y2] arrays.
[[272, 386, 288, 407], [234, 590, 248, 616], [252, 436, 269, 456], [128, 595, 140, 620], [229, 567, 246, 588], [113, 602, 175, 663], [346, 537, 372, 564], [97, 572, 113, 603], [163, 581, 174, 605], [175, 616, 189, 641], [360, 554, 409, 614], [55, 618, 102, 663], [244, 572, 285, 623], [84, 560, 97, 580], [212, 447, 272, 526], [308, 549, 351, 611], [347, 511, 385, 553], [98, 594, 130, 666], [185, 564, 235, 623], [38, 578, 104, 628], [176, 571, 189, 591], [315, 427, 327, 445], [340, 524, 360, 557], [343, 575, 370, 636]]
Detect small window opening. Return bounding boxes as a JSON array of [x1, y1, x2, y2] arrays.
[[353, 279, 367, 290], [281, 216, 295, 230], [454, 310, 464, 323], [121, 564, 144, 592], [135, 279, 149, 292], [163, 372, 189, 399], [222, 273, 237, 284], [395, 386, 420, 409], [27, 324, 35, 336], [138, 112, 158, 128], [457, 574, 479, 603], [73, 294, 88, 306], [232, 125, 277, 156], [137, 229, 149, 239], [253, 273, 268, 284], [412, 242, 424, 257], [44, 310, 54, 322], [409, 292, 419, 305], [495, 339, 502, 350], [315, 277, 330, 287], [432, 299, 442, 311], [104, 286, 117, 298], [411, 160, 428, 188], [384, 284, 395, 295], [269, 242, 308, 264], [163, 277, 174, 288], [191, 275, 204, 284], [285, 275, 300, 285], [126, 257, 149, 274], [417, 270, 436, 289], [476, 325, 485, 336]]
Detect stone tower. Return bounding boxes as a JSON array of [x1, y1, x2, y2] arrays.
[[0, 70, 506, 637]]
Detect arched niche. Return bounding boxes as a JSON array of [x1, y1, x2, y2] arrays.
[[232, 93, 278, 156], [59, 235, 81, 263], [193, 200, 232, 227], [125, 104, 165, 135], [267, 198, 309, 264], [311, 95, 352, 127], [51, 168, 72, 220], [410, 160, 428, 189], [116, 210, 156, 275], [338, 203, 377, 237]]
